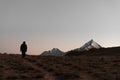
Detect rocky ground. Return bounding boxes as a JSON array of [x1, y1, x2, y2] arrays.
[[0, 54, 119, 80]]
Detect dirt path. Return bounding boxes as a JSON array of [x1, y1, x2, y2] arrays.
[[23, 59, 55, 80]]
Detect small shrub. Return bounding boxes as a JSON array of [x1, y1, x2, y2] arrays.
[[7, 76, 18, 80], [72, 66, 82, 71], [62, 63, 72, 66], [47, 68, 54, 72], [19, 75, 28, 79], [54, 72, 80, 80], [36, 63, 43, 67], [34, 74, 44, 79]]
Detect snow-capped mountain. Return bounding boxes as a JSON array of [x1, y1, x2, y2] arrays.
[[41, 48, 65, 56], [74, 39, 102, 51]]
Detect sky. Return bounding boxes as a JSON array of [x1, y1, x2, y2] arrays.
[[1, 0, 120, 55]]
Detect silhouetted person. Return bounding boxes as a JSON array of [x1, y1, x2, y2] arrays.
[[20, 41, 27, 58]]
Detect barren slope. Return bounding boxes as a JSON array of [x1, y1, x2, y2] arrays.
[[0, 54, 119, 80]]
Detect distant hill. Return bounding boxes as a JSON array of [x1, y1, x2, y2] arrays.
[[66, 39, 103, 56], [40, 39, 120, 56], [66, 47, 120, 56], [41, 48, 66, 56]]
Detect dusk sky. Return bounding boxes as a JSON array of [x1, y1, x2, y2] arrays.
[[1, 0, 120, 55]]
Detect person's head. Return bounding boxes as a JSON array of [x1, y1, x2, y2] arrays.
[[23, 41, 26, 44]]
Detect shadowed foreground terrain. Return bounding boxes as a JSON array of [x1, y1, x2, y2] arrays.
[[0, 54, 119, 80]]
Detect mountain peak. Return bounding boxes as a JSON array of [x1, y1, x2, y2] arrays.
[[52, 48, 59, 51], [41, 48, 65, 56], [81, 39, 102, 51], [74, 39, 102, 51], [87, 39, 94, 45]]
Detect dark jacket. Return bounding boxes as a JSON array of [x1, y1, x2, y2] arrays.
[[20, 43, 27, 52]]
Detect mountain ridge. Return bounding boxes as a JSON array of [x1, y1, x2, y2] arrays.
[[70, 39, 102, 52], [41, 48, 66, 56]]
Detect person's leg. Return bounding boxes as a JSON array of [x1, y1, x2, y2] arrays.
[[22, 52, 25, 58], [24, 52, 26, 58]]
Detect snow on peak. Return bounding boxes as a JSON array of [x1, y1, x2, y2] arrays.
[[41, 48, 65, 56], [75, 39, 102, 51]]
